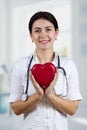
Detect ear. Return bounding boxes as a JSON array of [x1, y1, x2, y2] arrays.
[[29, 33, 34, 42]]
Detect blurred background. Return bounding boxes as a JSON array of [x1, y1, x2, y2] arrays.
[[0, 0, 87, 130]]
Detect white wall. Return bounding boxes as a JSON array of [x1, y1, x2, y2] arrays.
[[72, 0, 87, 107], [0, 0, 86, 105], [0, 0, 87, 129], [0, 0, 7, 65], [0, 0, 71, 70]]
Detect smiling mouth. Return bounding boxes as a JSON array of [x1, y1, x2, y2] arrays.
[[39, 40, 49, 44]]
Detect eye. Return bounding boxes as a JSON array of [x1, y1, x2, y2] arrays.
[[34, 29, 41, 33], [46, 28, 52, 32]]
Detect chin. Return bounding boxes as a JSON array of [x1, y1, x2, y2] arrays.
[[41, 45, 51, 50], [41, 47, 50, 50]]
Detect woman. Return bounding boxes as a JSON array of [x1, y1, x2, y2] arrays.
[[9, 11, 82, 130]]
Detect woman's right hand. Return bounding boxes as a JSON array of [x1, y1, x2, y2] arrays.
[[30, 70, 44, 98]]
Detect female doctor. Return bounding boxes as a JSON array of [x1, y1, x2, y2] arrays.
[[9, 11, 82, 130]]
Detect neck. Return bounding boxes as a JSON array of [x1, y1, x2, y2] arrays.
[[36, 49, 55, 64]]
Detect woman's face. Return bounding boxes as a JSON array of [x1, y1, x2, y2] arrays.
[[30, 19, 58, 51]]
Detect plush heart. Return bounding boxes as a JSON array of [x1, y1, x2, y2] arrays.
[[31, 62, 56, 89]]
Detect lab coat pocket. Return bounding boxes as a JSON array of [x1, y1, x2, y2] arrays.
[[54, 72, 67, 97]]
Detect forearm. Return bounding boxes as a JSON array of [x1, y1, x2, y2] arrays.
[[11, 93, 42, 115], [47, 93, 79, 115]]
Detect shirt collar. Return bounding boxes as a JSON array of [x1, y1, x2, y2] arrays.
[[32, 50, 58, 66]]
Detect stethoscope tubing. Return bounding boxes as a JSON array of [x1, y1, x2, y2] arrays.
[[22, 55, 67, 101]]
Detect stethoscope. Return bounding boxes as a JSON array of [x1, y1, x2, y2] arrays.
[[21, 55, 67, 101]]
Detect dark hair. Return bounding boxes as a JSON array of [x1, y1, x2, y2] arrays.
[[28, 11, 59, 33]]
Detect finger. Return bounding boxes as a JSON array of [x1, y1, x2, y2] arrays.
[[29, 69, 32, 80], [54, 71, 58, 81], [29, 70, 38, 84], [49, 72, 58, 88], [31, 73, 38, 86], [30, 71, 43, 89]]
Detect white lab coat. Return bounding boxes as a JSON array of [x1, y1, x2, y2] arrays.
[[9, 52, 82, 130]]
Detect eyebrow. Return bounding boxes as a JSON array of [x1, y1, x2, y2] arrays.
[[33, 26, 53, 30]]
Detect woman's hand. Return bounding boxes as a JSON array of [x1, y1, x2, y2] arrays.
[[45, 68, 58, 97], [30, 70, 44, 98]]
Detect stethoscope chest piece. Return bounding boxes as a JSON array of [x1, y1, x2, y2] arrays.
[[21, 94, 28, 101]]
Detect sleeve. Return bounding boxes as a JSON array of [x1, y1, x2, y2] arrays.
[[9, 62, 24, 102], [66, 60, 82, 100]]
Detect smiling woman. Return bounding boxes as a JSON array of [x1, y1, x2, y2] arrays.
[[30, 19, 58, 51], [9, 11, 82, 130], [29, 12, 58, 52]]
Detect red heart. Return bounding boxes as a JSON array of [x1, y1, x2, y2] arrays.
[[31, 62, 56, 88]]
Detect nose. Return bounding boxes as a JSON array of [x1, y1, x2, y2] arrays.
[[39, 30, 46, 38]]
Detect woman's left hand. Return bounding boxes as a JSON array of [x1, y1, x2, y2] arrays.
[[45, 68, 58, 97]]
